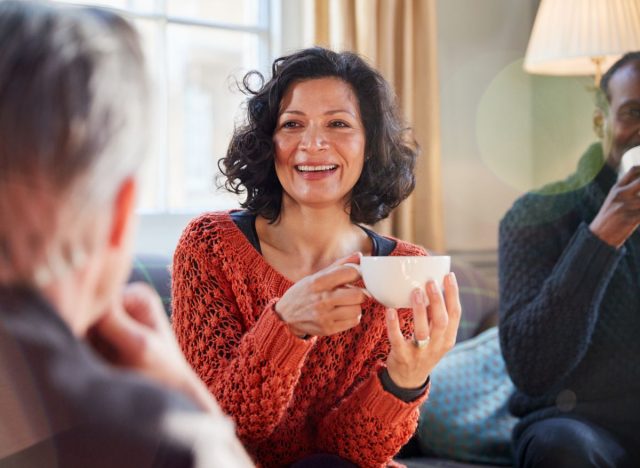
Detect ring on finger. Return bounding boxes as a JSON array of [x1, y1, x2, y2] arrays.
[[412, 335, 431, 348]]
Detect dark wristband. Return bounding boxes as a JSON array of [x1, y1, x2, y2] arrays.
[[379, 368, 429, 402]]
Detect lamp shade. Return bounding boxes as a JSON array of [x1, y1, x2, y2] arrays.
[[524, 0, 640, 76]]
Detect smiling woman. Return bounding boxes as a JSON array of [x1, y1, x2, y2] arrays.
[[171, 47, 462, 467], [273, 77, 366, 210]]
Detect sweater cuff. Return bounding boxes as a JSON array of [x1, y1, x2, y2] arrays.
[[249, 299, 316, 369], [356, 365, 428, 423], [379, 368, 430, 402], [556, 223, 624, 296]]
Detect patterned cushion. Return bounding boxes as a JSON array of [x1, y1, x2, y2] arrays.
[[417, 327, 516, 465]]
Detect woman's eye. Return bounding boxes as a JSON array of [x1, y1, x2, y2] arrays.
[[629, 108, 640, 118], [282, 121, 300, 129], [329, 120, 350, 128]]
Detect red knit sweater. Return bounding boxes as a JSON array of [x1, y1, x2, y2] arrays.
[[172, 211, 429, 468]]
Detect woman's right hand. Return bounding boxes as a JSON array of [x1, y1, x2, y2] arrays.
[[275, 253, 367, 338]]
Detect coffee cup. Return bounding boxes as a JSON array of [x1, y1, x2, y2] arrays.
[[347, 256, 451, 309], [620, 146, 640, 176]]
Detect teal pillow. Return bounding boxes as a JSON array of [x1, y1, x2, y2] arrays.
[[417, 327, 516, 465]]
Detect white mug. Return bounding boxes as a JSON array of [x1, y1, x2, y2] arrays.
[[347, 256, 451, 309], [620, 146, 640, 176]]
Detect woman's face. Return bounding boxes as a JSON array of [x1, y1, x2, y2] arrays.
[[273, 77, 366, 211]]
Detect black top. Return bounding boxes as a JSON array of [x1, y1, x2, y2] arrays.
[[498, 143, 640, 445], [0, 287, 200, 467], [231, 210, 397, 256], [230, 210, 428, 403]]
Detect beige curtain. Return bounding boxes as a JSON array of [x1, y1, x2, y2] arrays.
[[310, 0, 445, 251]]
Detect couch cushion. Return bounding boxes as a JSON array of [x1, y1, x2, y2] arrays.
[[416, 327, 516, 466], [450, 259, 498, 342]]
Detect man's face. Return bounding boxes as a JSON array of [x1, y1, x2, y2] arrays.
[[601, 62, 640, 169]]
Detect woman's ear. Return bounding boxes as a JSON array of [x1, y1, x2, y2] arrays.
[[593, 109, 605, 140], [109, 177, 137, 248]]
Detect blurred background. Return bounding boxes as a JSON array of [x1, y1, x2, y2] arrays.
[[54, 0, 605, 286]]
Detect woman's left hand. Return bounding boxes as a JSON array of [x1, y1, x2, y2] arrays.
[[384, 272, 461, 389]]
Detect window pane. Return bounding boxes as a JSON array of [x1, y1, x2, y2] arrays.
[[132, 18, 167, 212], [167, 0, 265, 27], [166, 24, 264, 211]]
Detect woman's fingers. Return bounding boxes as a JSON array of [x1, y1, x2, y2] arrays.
[[442, 272, 462, 345], [277, 253, 366, 337], [332, 314, 363, 333], [330, 251, 362, 267], [330, 286, 368, 305], [312, 252, 364, 291], [426, 280, 448, 338], [385, 308, 406, 349], [312, 264, 362, 291], [411, 288, 430, 341]]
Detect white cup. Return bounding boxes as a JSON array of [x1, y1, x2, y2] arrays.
[[620, 146, 640, 176], [348, 256, 451, 309]]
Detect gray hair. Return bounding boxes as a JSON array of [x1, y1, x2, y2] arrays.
[[0, 0, 148, 286]]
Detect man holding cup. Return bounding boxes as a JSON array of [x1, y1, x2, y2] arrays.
[[498, 52, 640, 467]]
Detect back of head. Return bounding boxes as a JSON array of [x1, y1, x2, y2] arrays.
[[0, 0, 148, 287]]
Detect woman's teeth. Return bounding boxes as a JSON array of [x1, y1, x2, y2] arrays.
[[296, 165, 337, 172]]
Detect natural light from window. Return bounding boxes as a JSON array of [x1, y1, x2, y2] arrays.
[[55, 0, 276, 214]]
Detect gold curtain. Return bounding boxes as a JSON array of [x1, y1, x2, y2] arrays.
[[310, 0, 444, 251]]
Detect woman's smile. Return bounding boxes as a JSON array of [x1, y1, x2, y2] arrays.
[[273, 77, 365, 207], [294, 163, 339, 179]]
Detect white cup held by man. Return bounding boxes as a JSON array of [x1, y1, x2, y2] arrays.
[[620, 146, 640, 176], [357, 256, 451, 309]]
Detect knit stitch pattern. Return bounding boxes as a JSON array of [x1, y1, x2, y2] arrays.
[[172, 211, 428, 467], [498, 143, 640, 439]]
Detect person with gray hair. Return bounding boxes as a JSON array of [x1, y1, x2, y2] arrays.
[[0, 1, 252, 466]]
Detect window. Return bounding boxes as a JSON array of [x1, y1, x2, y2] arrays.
[[55, 0, 279, 213]]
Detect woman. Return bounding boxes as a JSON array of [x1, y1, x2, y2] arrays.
[[172, 48, 461, 467], [0, 2, 251, 466]]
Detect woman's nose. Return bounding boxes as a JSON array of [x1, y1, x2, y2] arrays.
[[299, 124, 328, 152]]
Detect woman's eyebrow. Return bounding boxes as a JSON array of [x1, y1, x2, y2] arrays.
[[280, 109, 356, 116]]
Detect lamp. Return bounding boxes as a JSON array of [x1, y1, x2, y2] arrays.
[[524, 0, 640, 85]]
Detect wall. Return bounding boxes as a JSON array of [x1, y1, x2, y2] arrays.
[[136, 0, 600, 264], [436, 0, 597, 281], [437, 0, 536, 255]]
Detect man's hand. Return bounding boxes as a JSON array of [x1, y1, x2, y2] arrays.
[[590, 166, 640, 248], [89, 282, 219, 413]]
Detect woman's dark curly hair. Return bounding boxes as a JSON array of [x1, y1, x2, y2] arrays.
[[220, 47, 418, 225]]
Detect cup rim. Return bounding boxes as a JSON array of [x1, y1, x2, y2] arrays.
[[360, 255, 450, 261]]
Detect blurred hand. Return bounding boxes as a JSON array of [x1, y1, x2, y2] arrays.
[[89, 282, 218, 413], [384, 273, 461, 389], [590, 165, 640, 248], [275, 252, 367, 338]]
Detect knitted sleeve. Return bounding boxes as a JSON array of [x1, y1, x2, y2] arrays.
[[498, 199, 623, 396], [171, 216, 315, 445], [315, 242, 428, 467]]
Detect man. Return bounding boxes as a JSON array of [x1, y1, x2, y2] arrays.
[[0, 1, 252, 466], [499, 52, 640, 467]]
